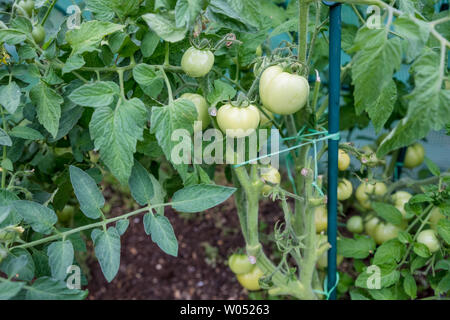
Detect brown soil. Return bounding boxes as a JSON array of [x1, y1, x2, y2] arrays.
[[86, 194, 285, 300]]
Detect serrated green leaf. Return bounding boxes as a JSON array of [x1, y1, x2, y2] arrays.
[[413, 242, 431, 258], [115, 219, 129, 236], [47, 240, 74, 281], [13, 201, 57, 235], [355, 263, 400, 289], [402, 271, 417, 299], [25, 277, 88, 300], [69, 166, 104, 219], [337, 235, 376, 259], [142, 13, 186, 43], [373, 239, 406, 265], [93, 227, 121, 282], [424, 156, 440, 176], [0, 280, 25, 300], [207, 80, 237, 107], [29, 81, 63, 138], [143, 213, 178, 257], [372, 202, 404, 226], [62, 54, 85, 74], [175, 0, 203, 28], [393, 15, 430, 61], [128, 160, 154, 206], [141, 31, 160, 57], [437, 219, 450, 245], [66, 21, 124, 55], [0, 249, 35, 281], [0, 29, 27, 45], [90, 98, 147, 184], [0, 82, 21, 114], [171, 184, 236, 213], [9, 126, 44, 140], [0, 128, 12, 147], [69, 81, 119, 107]]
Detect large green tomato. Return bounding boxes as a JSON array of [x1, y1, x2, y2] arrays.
[[364, 215, 380, 238], [417, 229, 440, 253], [429, 207, 445, 231], [179, 93, 210, 132], [374, 222, 400, 245], [236, 265, 264, 291], [404, 143, 425, 169], [18, 0, 34, 16], [181, 47, 214, 78], [259, 66, 309, 115], [347, 215, 364, 234], [314, 206, 327, 234], [337, 178, 353, 201], [216, 104, 260, 138], [355, 181, 387, 209], [338, 149, 350, 171], [32, 25, 45, 44], [260, 166, 280, 194], [392, 191, 412, 220], [57, 205, 74, 223], [228, 253, 254, 275]]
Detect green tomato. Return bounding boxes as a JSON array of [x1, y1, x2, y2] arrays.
[[429, 207, 445, 231], [364, 215, 380, 238], [347, 215, 364, 234], [179, 93, 210, 132], [32, 25, 45, 44], [228, 253, 254, 275], [57, 205, 74, 223], [374, 222, 399, 245], [417, 229, 440, 253], [260, 166, 280, 194], [314, 206, 327, 234], [236, 265, 264, 291], [392, 191, 412, 220], [216, 104, 260, 138], [338, 149, 350, 171], [255, 45, 262, 57], [18, 0, 34, 16], [259, 65, 309, 115], [355, 181, 387, 209], [259, 107, 273, 127], [404, 143, 425, 169], [337, 178, 353, 201], [317, 252, 344, 269], [181, 47, 214, 78]]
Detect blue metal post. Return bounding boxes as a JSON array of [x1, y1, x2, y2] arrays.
[[325, 1, 341, 301]]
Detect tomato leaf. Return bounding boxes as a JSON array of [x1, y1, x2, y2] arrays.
[[69, 165, 105, 219], [13, 200, 57, 235], [437, 219, 450, 245], [0, 128, 12, 147], [0, 249, 35, 281], [128, 160, 155, 206], [90, 98, 148, 184], [142, 13, 186, 43], [69, 81, 119, 108], [377, 49, 450, 157], [0, 81, 21, 114], [413, 242, 431, 258], [25, 277, 88, 300], [424, 156, 440, 177], [337, 235, 376, 259], [93, 227, 121, 282], [47, 240, 74, 281], [175, 0, 203, 28], [66, 21, 124, 55], [207, 80, 237, 107], [29, 81, 63, 138], [371, 202, 404, 226], [171, 184, 236, 213], [143, 213, 178, 257], [402, 271, 417, 299], [355, 263, 400, 289], [9, 126, 44, 140], [62, 54, 85, 74], [373, 239, 406, 265], [0, 280, 25, 300]]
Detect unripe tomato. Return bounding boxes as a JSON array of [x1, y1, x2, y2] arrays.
[[338, 149, 350, 171], [429, 207, 445, 231], [57, 205, 74, 223], [392, 191, 412, 219], [337, 178, 352, 201], [216, 104, 260, 138], [181, 47, 214, 77], [18, 0, 34, 16], [32, 25, 45, 44], [404, 143, 425, 169], [314, 206, 327, 234], [347, 215, 364, 234], [178, 93, 210, 132], [260, 166, 280, 194], [259, 65, 309, 115], [374, 222, 400, 245], [228, 253, 254, 275], [259, 107, 273, 126], [317, 251, 344, 269], [364, 215, 380, 238], [255, 45, 262, 57], [236, 265, 264, 291], [417, 229, 440, 253], [355, 181, 387, 209]]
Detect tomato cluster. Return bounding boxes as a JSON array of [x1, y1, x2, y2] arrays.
[[228, 253, 264, 291]]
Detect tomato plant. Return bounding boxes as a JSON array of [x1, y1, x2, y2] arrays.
[[0, 0, 448, 302]]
